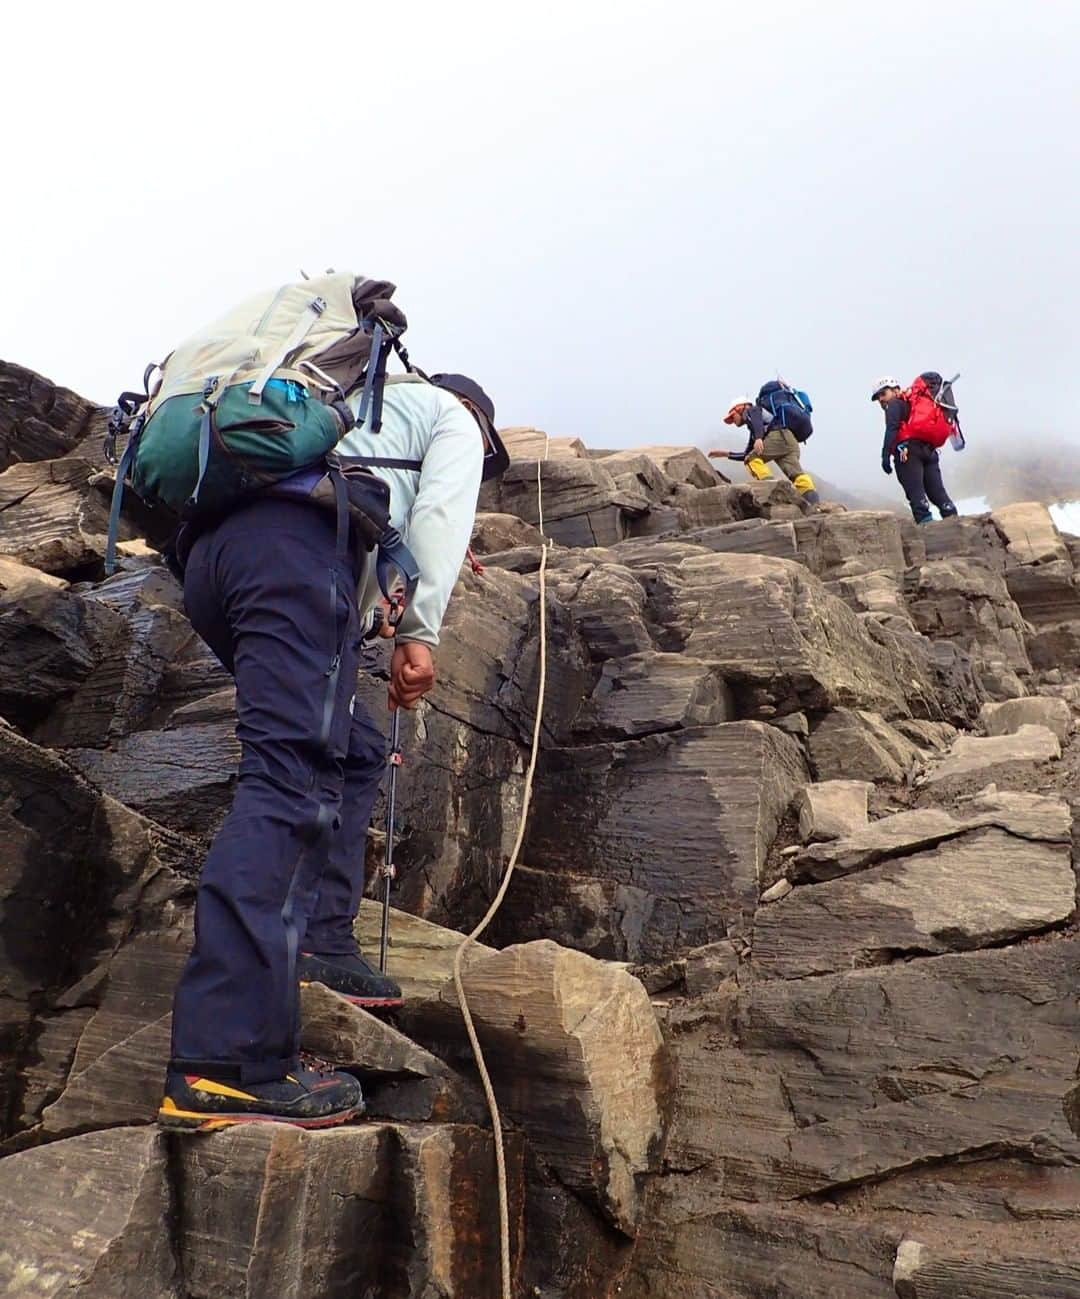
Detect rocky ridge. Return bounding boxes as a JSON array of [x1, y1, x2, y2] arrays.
[[0, 365, 1078, 1297]]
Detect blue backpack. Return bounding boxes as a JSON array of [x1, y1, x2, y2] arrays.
[[758, 380, 814, 442]]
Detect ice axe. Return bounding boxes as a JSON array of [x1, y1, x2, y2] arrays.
[[378, 710, 403, 973]]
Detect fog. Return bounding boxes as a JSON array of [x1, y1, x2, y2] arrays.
[[3, 0, 1078, 491]]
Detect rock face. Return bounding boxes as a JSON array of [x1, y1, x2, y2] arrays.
[[0, 358, 105, 468], [176, 1122, 525, 1299], [809, 708, 924, 782], [754, 827, 1073, 979], [0, 1128, 176, 1297], [0, 458, 134, 576], [513, 722, 807, 960], [2, 360, 1080, 1297]]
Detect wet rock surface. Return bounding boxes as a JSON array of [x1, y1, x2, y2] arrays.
[[2, 360, 1079, 1296]]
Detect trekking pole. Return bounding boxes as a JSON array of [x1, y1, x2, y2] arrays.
[[378, 710, 402, 973]]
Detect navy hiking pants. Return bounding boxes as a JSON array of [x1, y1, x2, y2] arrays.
[[893, 440, 958, 525], [169, 497, 385, 1084]]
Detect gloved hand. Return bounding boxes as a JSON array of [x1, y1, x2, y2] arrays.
[[881, 457, 892, 476]]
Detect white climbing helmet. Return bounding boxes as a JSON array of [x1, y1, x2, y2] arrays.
[[870, 376, 900, 402], [723, 395, 754, 424]]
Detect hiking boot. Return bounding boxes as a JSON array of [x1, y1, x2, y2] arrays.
[[158, 1066, 363, 1132], [298, 949, 403, 1008]]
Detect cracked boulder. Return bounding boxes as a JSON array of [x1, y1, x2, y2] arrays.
[[0, 1127, 176, 1297], [808, 708, 923, 783], [678, 517, 799, 562], [558, 561, 654, 662], [926, 723, 1060, 785], [645, 552, 944, 720], [513, 722, 807, 960], [790, 786, 1071, 883], [412, 938, 670, 1236], [0, 562, 120, 731], [905, 558, 1032, 675], [176, 1121, 524, 1299], [573, 651, 734, 740], [600, 444, 721, 490], [40, 918, 192, 1138], [792, 509, 908, 582], [480, 456, 648, 547], [35, 599, 196, 750], [754, 827, 1074, 979]]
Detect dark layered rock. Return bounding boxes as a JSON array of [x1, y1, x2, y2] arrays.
[[572, 651, 735, 740], [905, 558, 1032, 675], [0, 358, 105, 469], [65, 722, 240, 837], [0, 562, 120, 731], [0, 457, 136, 576], [647, 935, 1079, 1208], [0, 723, 192, 1142], [0, 1127, 176, 1296], [511, 722, 807, 960], [808, 708, 923, 783], [642, 552, 947, 721], [754, 827, 1073, 979], [40, 918, 192, 1138]]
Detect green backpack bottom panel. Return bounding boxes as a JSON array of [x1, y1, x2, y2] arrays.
[[133, 379, 340, 516]]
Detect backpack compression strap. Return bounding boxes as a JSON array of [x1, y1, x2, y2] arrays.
[[248, 295, 327, 405], [352, 457, 423, 471]]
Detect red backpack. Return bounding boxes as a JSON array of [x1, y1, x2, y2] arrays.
[[899, 374, 956, 448]]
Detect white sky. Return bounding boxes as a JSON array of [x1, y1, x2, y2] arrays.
[[3, 0, 1078, 488]]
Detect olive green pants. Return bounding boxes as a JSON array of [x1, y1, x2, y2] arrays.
[[745, 428, 816, 495]]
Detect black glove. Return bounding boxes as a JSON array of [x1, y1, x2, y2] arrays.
[[881, 457, 892, 476]]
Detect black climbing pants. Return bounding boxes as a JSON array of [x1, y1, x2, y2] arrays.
[[893, 439, 957, 525], [169, 497, 386, 1084]]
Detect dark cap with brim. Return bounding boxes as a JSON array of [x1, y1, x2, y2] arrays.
[[430, 373, 509, 481]]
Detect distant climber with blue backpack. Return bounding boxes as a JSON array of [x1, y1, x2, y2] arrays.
[[105, 272, 509, 1133], [708, 380, 821, 505]]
